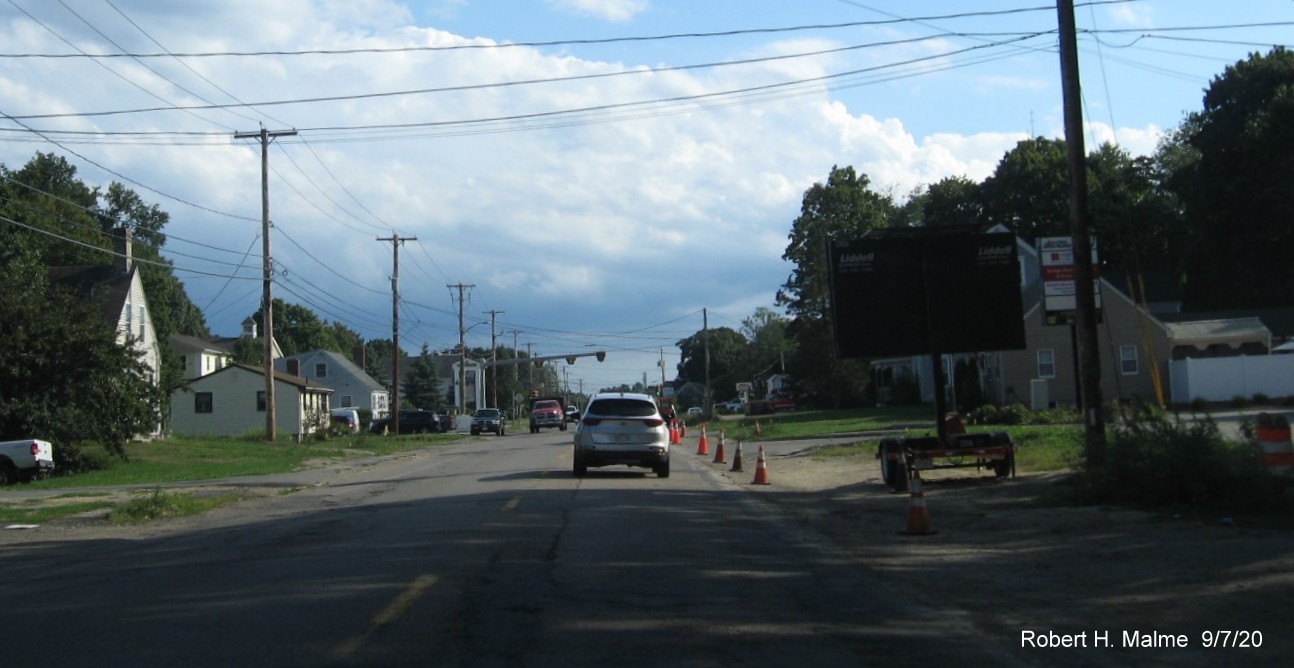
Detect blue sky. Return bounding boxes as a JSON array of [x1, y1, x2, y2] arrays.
[[1, 0, 1291, 394]]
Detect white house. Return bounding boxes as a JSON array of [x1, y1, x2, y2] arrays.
[[276, 349, 389, 418], [171, 318, 283, 381], [169, 363, 332, 441], [50, 227, 162, 435]]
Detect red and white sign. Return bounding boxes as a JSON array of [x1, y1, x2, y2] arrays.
[[1039, 236, 1101, 325]]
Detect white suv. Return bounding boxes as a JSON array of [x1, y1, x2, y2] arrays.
[[572, 392, 670, 478]]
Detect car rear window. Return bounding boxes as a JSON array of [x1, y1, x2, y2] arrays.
[[587, 398, 658, 418]]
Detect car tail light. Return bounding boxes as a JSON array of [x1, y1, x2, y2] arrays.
[[30, 441, 39, 456], [642, 418, 664, 427], [582, 418, 602, 426]]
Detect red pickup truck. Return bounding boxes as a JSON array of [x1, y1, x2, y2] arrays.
[[529, 397, 567, 433], [770, 394, 796, 412]]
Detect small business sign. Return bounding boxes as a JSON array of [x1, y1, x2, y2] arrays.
[[1039, 236, 1102, 326]]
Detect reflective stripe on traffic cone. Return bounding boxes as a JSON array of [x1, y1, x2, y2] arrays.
[[751, 444, 771, 485], [697, 424, 710, 456], [712, 430, 726, 464], [730, 439, 744, 472], [899, 470, 937, 535]]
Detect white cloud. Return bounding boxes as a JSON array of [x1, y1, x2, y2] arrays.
[[546, 0, 650, 23]]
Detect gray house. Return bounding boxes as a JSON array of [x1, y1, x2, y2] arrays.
[[276, 349, 390, 419]]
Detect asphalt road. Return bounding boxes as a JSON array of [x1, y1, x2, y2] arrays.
[[1, 429, 1033, 667]]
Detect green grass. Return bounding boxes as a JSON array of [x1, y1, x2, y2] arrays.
[[12, 432, 462, 490], [0, 499, 115, 524], [109, 488, 251, 524], [702, 406, 934, 441], [694, 407, 1084, 474]]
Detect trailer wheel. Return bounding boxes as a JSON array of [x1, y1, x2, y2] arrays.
[[994, 451, 1014, 478], [878, 439, 908, 492]]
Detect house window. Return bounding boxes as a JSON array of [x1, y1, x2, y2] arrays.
[[1037, 349, 1056, 379], [195, 392, 213, 413], [1120, 345, 1139, 375], [139, 306, 146, 342], [124, 300, 133, 332], [315, 363, 328, 378], [180, 356, 187, 372], [257, 391, 266, 412], [341, 395, 353, 408]]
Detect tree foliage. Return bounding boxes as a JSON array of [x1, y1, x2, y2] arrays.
[[403, 344, 441, 410], [1167, 47, 1294, 309]]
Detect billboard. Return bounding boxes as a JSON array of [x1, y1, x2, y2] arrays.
[[828, 229, 1026, 358]]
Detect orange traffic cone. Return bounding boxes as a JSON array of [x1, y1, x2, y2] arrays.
[[754, 420, 762, 437], [697, 424, 710, 456], [668, 422, 679, 445], [899, 470, 937, 535], [712, 430, 726, 464], [730, 439, 744, 472], [751, 444, 771, 485]]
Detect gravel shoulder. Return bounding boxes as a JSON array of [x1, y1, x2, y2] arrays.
[[696, 440, 1294, 665]]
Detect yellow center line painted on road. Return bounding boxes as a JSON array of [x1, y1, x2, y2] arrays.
[[502, 495, 522, 512], [332, 573, 439, 660]]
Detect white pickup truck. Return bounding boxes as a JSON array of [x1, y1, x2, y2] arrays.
[[0, 439, 55, 484]]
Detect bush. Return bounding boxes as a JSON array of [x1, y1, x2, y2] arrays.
[[1071, 401, 1293, 516], [53, 440, 115, 474]]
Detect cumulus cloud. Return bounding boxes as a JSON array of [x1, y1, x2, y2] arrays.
[[546, 0, 650, 23]]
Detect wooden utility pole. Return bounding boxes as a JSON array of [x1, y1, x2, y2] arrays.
[[1056, 0, 1106, 465], [234, 126, 296, 442], [703, 308, 711, 414], [448, 283, 475, 412], [484, 309, 504, 408], [379, 233, 416, 433]]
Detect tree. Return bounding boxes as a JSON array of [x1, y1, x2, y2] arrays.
[[0, 258, 160, 457], [675, 327, 749, 402], [738, 307, 793, 396], [403, 344, 441, 410], [1164, 47, 1294, 309], [980, 137, 1070, 242], [777, 166, 892, 407]]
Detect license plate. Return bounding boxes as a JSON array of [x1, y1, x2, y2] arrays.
[[615, 434, 629, 443]]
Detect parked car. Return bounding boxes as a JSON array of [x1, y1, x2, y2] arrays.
[[721, 398, 745, 413], [572, 392, 670, 478], [470, 408, 506, 436], [745, 399, 775, 416], [565, 405, 581, 423], [686, 406, 704, 417], [438, 412, 456, 432], [329, 408, 360, 433], [370, 409, 443, 435], [770, 393, 796, 411]]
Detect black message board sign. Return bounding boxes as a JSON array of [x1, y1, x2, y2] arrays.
[[828, 229, 1026, 358]]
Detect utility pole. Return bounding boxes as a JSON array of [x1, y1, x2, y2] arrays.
[[703, 308, 711, 414], [485, 309, 504, 408], [658, 348, 667, 396], [234, 126, 296, 442], [1057, 0, 1106, 465], [379, 233, 416, 433], [448, 283, 475, 413], [527, 342, 535, 395]]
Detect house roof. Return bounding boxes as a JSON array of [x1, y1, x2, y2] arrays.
[[196, 363, 333, 392], [48, 264, 137, 327], [281, 349, 386, 392], [170, 333, 232, 355], [1163, 317, 1271, 349]]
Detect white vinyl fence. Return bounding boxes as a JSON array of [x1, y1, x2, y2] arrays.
[[1169, 355, 1294, 404]]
